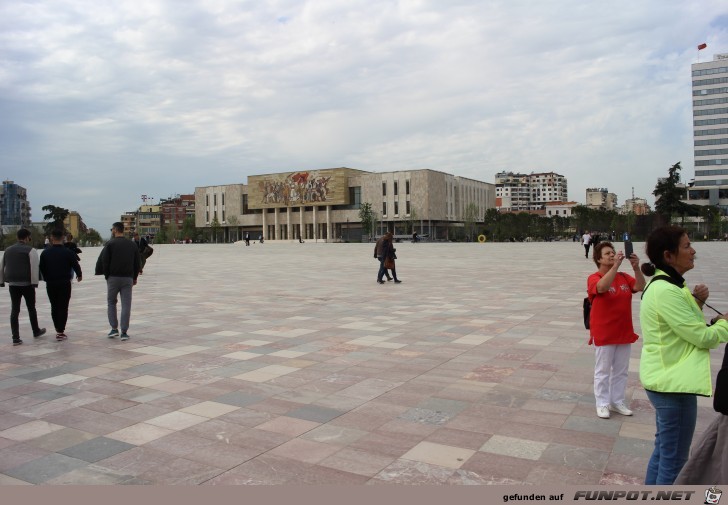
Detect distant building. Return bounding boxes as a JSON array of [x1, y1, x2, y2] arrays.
[[121, 212, 136, 237], [0, 180, 31, 227], [63, 211, 88, 238], [160, 194, 195, 232], [495, 172, 567, 211], [196, 168, 496, 242], [622, 197, 650, 215], [544, 201, 579, 217], [136, 205, 161, 238], [688, 51, 728, 211], [585, 188, 618, 210]]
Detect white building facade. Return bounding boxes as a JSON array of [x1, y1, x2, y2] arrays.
[[495, 171, 568, 211]]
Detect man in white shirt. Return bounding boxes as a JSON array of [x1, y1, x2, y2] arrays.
[[582, 231, 592, 259]]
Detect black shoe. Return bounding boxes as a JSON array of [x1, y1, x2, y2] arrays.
[[377, 280, 385, 284], [394, 280, 402, 283], [33, 328, 46, 338], [12, 339, 22, 346], [386, 277, 393, 281]]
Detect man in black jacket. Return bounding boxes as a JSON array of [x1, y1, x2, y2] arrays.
[[0, 228, 46, 345], [39, 228, 82, 341], [103, 223, 141, 341]]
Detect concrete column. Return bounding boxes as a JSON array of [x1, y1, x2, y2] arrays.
[[287, 207, 292, 241], [274, 208, 279, 240], [313, 206, 318, 242], [262, 210, 267, 240], [299, 208, 304, 240], [326, 205, 332, 242]]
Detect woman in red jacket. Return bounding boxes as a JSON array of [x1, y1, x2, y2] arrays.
[[587, 241, 645, 419]]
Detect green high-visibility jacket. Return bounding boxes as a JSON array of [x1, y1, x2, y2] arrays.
[[639, 269, 728, 396]]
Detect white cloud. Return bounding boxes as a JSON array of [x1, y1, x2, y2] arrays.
[[1, 0, 727, 232]]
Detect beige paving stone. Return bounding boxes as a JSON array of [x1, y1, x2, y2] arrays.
[[121, 375, 170, 387], [401, 441, 476, 469], [179, 401, 241, 418], [0, 421, 66, 442], [106, 423, 176, 445], [145, 411, 209, 430]]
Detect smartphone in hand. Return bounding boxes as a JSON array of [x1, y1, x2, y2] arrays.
[[624, 240, 633, 259]]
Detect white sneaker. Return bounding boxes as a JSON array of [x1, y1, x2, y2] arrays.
[[596, 406, 610, 419], [609, 402, 633, 416]]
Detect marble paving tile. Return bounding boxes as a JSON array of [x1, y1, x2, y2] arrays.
[[479, 435, 550, 461]]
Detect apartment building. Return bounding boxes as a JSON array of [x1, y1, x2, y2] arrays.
[[495, 172, 567, 211]]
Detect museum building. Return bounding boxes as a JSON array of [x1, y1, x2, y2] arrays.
[[195, 168, 495, 242]]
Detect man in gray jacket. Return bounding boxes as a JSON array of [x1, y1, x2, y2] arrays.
[[102, 222, 141, 341], [0, 228, 46, 345]]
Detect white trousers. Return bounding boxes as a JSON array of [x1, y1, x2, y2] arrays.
[[594, 343, 631, 407]]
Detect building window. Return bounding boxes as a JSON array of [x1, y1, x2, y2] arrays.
[[406, 201, 411, 215], [222, 210, 225, 222], [222, 194, 225, 206], [206, 211, 209, 222], [382, 182, 387, 196], [394, 201, 399, 215], [214, 194, 217, 206], [382, 202, 387, 216], [394, 181, 398, 196], [406, 180, 410, 195], [206, 195, 209, 206]]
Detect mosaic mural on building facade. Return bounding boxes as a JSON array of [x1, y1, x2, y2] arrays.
[[248, 169, 349, 208]]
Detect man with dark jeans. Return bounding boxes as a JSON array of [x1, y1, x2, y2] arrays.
[[0, 228, 46, 345], [39, 228, 82, 341], [104, 223, 141, 341]]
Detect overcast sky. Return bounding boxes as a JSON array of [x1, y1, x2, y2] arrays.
[[2, 0, 727, 234]]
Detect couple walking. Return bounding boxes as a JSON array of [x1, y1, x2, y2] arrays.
[[374, 232, 401, 284]]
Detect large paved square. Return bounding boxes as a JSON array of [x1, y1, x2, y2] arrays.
[[1, 240, 726, 484]]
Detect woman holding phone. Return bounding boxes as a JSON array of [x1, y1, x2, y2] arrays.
[[587, 241, 645, 420], [640, 226, 728, 485]]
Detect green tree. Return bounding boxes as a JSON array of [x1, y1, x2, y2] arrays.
[[79, 228, 103, 246], [181, 216, 197, 242], [42, 205, 70, 235], [210, 217, 221, 243], [359, 203, 375, 241], [227, 215, 238, 242], [653, 162, 694, 225], [463, 203, 479, 242]]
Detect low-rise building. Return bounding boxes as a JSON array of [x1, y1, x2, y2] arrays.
[[195, 168, 496, 242], [585, 188, 618, 210]]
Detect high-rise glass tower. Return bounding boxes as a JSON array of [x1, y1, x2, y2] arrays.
[[689, 52, 728, 211]]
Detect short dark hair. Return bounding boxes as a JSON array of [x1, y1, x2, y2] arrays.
[[16, 228, 31, 240], [111, 222, 124, 234], [51, 228, 64, 240], [641, 226, 687, 276], [592, 241, 615, 267]]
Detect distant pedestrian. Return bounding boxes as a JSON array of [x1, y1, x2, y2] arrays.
[[40, 228, 82, 341], [104, 223, 141, 341], [374, 234, 393, 283], [258, 234, 264, 243], [133, 232, 152, 274], [64, 233, 82, 261], [582, 230, 592, 259], [378, 232, 401, 284], [0, 228, 46, 345], [245, 233, 250, 246]]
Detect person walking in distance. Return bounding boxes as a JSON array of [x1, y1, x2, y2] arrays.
[[582, 230, 592, 259], [374, 233, 393, 283], [380, 232, 402, 284], [0, 228, 46, 345], [133, 232, 150, 274], [104, 223, 141, 341], [245, 232, 250, 246], [39, 228, 82, 341]]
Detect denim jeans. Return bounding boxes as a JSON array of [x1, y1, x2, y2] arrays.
[[645, 390, 697, 485]]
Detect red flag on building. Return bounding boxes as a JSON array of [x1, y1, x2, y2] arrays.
[[698, 43, 707, 50]]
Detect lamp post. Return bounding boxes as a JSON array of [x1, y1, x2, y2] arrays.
[[346, 218, 349, 242]]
